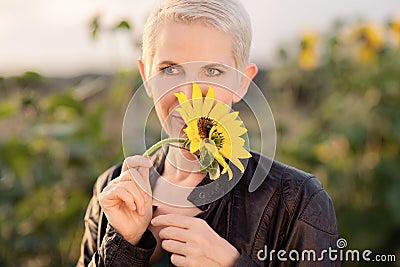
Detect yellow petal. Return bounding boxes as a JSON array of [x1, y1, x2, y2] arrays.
[[230, 157, 246, 173], [215, 152, 228, 174], [225, 120, 245, 130], [192, 83, 203, 115], [174, 92, 188, 105], [231, 146, 252, 159], [209, 102, 230, 121], [175, 92, 196, 122], [206, 86, 215, 99], [219, 147, 232, 161], [227, 166, 233, 180], [184, 120, 198, 138], [202, 87, 215, 117], [189, 138, 201, 153], [219, 111, 239, 125], [192, 83, 202, 99], [175, 107, 189, 122], [192, 98, 203, 116], [229, 126, 247, 137], [229, 137, 245, 148]]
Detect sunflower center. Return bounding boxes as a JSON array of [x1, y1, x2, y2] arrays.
[[197, 117, 215, 139], [197, 117, 224, 149]]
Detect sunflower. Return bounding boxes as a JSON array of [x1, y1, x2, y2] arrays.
[[298, 30, 318, 70], [174, 83, 251, 180]]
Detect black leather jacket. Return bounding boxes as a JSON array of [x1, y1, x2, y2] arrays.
[[77, 151, 340, 266]]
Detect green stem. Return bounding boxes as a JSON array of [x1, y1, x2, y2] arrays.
[[142, 138, 186, 157]]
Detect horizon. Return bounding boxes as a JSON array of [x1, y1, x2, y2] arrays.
[[1, 0, 399, 77]]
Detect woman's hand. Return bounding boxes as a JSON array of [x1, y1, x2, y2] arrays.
[[152, 214, 240, 267], [99, 156, 153, 245]]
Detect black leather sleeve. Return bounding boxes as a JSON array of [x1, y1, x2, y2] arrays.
[[278, 177, 340, 266], [233, 248, 260, 266], [89, 225, 156, 267], [77, 169, 110, 267], [77, 165, 157, 267]]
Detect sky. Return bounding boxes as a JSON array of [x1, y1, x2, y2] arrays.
[[0, 0, 399, 77]]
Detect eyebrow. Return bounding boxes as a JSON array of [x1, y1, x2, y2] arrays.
[[156, 60, 180, 68], [201, 63, 230, 70], [156, 61, 230, 70]]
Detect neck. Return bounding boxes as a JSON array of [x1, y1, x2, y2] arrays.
[[163, 146, 206, 187]]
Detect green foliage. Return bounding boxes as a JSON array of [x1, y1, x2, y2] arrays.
[[113, 20, 132, 31], [89, 15, 100, 38], [265, 19, 400, 266], [89, 14, 133, 39], [13, 71, 44, 88], [0, 73, 131, 266]]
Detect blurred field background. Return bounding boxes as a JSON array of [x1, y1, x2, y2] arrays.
[[1, 5, 400, 267]]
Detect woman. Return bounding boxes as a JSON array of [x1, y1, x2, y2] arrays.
[[78, 0, 339, 266]]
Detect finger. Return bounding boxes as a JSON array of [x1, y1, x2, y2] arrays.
[[171, 253, 221, 267], [170, 254, 187, 267], [100, 186, 135, 211], [121, 162, 152, 197], [128, 167, 152, 194], [151, 214, 196, 229], [118, 181, 147, 215], [103, 173, 148, 215], [161, 239, 188, 256], [159, 226, 191, 243], [122, 155, 153, 172], [104, 169, 151, 201], [103, 170, 133, 191]]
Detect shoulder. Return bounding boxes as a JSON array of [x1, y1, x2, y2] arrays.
[[239, 151, 337, 234], [242, 151, 329, 203], [278, 161, 337, 234]]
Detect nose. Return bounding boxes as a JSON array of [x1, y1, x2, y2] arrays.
[[180, 82, 208, 99]]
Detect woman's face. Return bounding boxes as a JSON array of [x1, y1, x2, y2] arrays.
[[139, 22, 255, 137]]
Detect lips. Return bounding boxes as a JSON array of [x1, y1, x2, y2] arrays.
[[171, 114, 185, 125]]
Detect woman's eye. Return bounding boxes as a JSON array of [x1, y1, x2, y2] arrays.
[[206, 68, 223, 77], [161, 66, 178, 75]]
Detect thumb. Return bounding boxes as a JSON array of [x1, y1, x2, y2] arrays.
[[122, 155, 153, 173]]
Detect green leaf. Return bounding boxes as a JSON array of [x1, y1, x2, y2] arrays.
[[199, 145, 213, 171], [46, 92, 83, 116], [90, 15, 100, 38], [0, 102, 14, 118], [113, 20, 132, 31], [208, 160, 221, 180]]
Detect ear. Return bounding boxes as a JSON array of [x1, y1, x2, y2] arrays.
[[138, 57, 153, 98], [233, 63, 258, 103]]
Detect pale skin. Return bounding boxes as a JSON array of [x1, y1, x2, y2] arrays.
[[98, 22, 257, 266]]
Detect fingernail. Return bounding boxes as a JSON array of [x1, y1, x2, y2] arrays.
[[132, 204, 136, 211], [141, 207, 146, 215], [151, 218, 155, 225]]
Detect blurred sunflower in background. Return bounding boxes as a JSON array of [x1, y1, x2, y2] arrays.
[[388, 16, 400, 46], [351, 24, 384, 63], [298, 30, 319, 70]]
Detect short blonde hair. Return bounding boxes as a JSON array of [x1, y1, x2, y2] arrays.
[[142, 0, 252, 69]]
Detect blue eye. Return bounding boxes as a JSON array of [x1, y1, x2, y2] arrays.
[[206, 68, 223, 77], [162, 66, 177, 74]]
